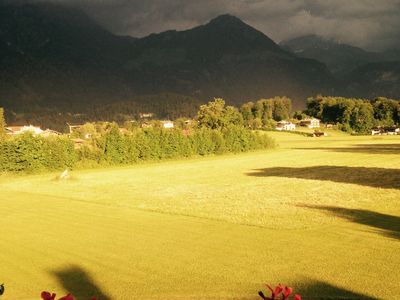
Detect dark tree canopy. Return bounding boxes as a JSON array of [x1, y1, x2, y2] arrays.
[[306, 96, 400, 133], [240, 97, 292, 129]]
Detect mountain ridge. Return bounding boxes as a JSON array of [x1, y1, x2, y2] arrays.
[[0, 2, 338, 112], [0, 2, 399, 120], [280, 34, 400, 75]]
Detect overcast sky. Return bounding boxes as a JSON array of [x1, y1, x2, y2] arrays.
[[5, 0, 400, 50]]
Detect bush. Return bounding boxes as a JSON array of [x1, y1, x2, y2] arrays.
[[0, 133, 75, 173]]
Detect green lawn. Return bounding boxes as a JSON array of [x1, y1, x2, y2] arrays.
[[0, 132, 399, 299]]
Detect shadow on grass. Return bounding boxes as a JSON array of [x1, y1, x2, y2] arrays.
[[52, 265, 111, 300], [295, 280, 378, 300], [295, 143, 400, 155], [299, 205, 400, 240], [247, 166, 400, 189]]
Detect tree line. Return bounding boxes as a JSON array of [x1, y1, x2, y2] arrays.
[[305, 96, 400, 133], [238, 95, 400, 134], [0, 100, 275, 173], [1, 95, 399, 173], [6, 93, 400, 133]]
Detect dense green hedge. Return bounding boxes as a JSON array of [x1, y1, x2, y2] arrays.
[[0, 126, 275, 173], [0, 133, 76, 173]]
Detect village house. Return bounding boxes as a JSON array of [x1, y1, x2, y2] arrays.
[[371, 127, 381, 135], [275, 120, 296, 131], [300, 118, 320, 128], [139, 112, 154, 119], [67, 123, 82, 134], [141, 120, 174, 129], [5, 125, 43, 135], [161, 120, 174, 129], [371, 126, 400, 135], [385, 126, 400, 135]]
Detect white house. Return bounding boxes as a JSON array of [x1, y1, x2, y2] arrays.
[[300, 118, 320, 128], [371, 128, 381, 135], [161, 120, 174, 129], [139, 112, 154, 119], [371, 126, 400, 135], [275, 120, 296, 131], [5, 125, 43, 135]]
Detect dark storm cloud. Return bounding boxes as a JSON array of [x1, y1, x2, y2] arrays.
[[5, 0, 400, 50]]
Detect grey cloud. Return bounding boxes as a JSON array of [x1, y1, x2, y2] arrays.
[[4, 0, 400, 50]]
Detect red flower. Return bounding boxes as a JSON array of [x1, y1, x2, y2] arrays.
[[282, 286, 293, 299], [259, 284, 301, 300], [41, 292, 56, 300], [266, 284, 284, 299]]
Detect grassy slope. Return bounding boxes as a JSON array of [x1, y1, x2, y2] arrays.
[[0, 131, 399, 299]]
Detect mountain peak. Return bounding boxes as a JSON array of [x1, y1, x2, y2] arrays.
[[194, 14, 284, 54], [207, 14, 244, 26]]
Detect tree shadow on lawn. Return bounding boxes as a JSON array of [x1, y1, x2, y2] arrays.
[[294, 143, 400, 155], [299, 205, 400, 240], [246, 166, 400, 189], [52, 265, 111, 300], [294, 280, 378, 300]]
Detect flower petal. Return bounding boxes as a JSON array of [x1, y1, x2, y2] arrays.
[[284, 286, 293, 297], [273, 284, 283, 295], [58, 293, 75, 300]]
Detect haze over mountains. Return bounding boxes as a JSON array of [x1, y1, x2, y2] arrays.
[[0, 2, 399, 118], [281, 35, 400, 99], [281, 35, 398, 75]]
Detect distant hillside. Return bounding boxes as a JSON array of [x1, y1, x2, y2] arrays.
[[382, 48, 400, 61], [0, 2, 136, 110], [343, 61, 400, 99], [280, 35, 385, 75]]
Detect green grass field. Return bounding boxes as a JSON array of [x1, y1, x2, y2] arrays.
[[0, 131, 399, 299]]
